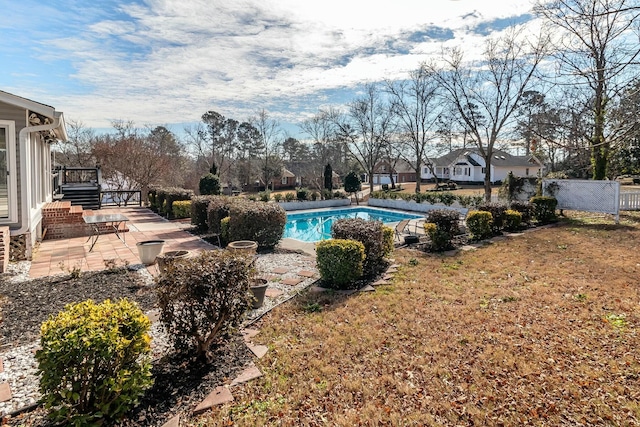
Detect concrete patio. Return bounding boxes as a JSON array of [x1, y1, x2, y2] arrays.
[[29, 206, 215, 278]]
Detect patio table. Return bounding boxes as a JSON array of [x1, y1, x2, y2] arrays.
[[83, 214, 129, 252]]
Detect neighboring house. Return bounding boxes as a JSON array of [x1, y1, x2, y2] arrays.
[[0, 90, 67, 262], [421, 148, 542, 184], [368, 159, 417, 185], [271, 168, 296, 190]]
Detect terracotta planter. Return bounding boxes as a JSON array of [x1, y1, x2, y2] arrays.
[[156, 250, 191, 274], [227, 240, 258, 256], [136, 240, 165, 264], [249, 278, 268, 309]]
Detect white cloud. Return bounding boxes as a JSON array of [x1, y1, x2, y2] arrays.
[[33, 0, 539, 130]]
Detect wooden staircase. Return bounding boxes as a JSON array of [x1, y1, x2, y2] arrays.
[[54, 166, 102, 210]]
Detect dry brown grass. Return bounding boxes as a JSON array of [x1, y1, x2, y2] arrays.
[[192, 212, 640, 426]]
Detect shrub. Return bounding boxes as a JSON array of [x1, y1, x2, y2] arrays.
[[155, 187, 194, 218], [199, 173, 221, 195], [228, 201, 286, 249], [423, 221, 454, 252], [156, 251, 252, 361], [456, 194, 484, 209], [220, 216, 230, 246], [273, 193, 283, 202], [206, 196, 244, 234], [259, 191, 271, 202], [426, 209, 460, 235], [333, 191, 347, 199], [332, 218, 386, 277], [296, 187, 310, 201], [476, 202, 508, 232], [382, 225, 394, 257], [504, 209, 523, 231], [191, 195, 216, 231], [509, 200, 535, 225], [311, 191, 319, 201], [438, 192, 456, 206], [316, 239, 365, 289], [148, 187, 158, 211], [530, 196, 558, 224], [381, 184, 389, 191], [172, 200, 191, 219], [321, 189, 332, 200], [466, 211, 493, 240], [36, 299, 152, 426], [284, 192, 296, 202]]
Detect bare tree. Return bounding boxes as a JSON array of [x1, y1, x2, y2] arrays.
[[300, 109, 342, 193], [334, 83, 395, 191], [54, 119, 95, 167], [386, 66, 443, 192], [425, 28, 548, 200], [251, 109, 283, 191], [535, 0, 640, 179], [92, 122, 184, 203]]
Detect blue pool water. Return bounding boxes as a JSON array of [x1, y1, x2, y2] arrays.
[[283, 207, 422, 242]]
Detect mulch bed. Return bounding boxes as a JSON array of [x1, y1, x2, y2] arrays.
[[0, 268, 254, 426]]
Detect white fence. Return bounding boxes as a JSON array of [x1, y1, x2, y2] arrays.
[[620, 192, 640, 210], [543, 179, 620, 222]]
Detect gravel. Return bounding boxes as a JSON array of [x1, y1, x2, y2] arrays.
[[0, 252, 317, 426]]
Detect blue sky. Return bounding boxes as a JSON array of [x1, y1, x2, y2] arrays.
[[0, 0, 537, 139]]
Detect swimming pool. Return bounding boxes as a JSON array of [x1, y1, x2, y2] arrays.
[[283, 207, 422, 242]]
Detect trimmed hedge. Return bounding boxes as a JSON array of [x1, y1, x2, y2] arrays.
[[36, 299, 152, 426], [382, 225, 394, 257], [426, 209, 460, 235], [172, 200, 191, 219], [191, 195, 217, 231], [228, 201, 286, 249], [207, 196, 241, 234], [476, 202, 508, 232], [150, 187, 193, 218], [509, 200, 534, 225], [316, 239, 365, 289], [530, 196, 558, 224], [466, 211, 493, 240], [504, 209, 523, 231], [331, 218, 386, 277]]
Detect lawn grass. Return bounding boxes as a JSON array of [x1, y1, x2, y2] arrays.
[[193, 212, 640, 426]]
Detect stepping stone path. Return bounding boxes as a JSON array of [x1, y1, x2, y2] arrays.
[[281, 277, 303, 286]]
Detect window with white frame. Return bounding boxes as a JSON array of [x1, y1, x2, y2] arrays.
[[0, 121, 17, 222], [281, 176, 287, 185]]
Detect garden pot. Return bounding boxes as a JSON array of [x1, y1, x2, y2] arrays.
[[136, 240, 165, 264], [249, 278, 268, 309], [227, 240, 258, 256], [156, 250, 191, 274]]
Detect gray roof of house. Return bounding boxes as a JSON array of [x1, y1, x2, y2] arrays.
[[432, 148, 540, 168]]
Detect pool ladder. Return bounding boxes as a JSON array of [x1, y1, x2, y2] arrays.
[[316, 218, 332, 240]]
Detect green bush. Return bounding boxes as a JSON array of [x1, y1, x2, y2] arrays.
[[284, 192, 295, 202], [333, 191, 347, 199], [199, 173, 221, 195], [530, 196, 558, 224], [296, 187, 310, 201], [423, 221, 454, 252], [148, 187, 158, 211], [36, 299, 152, 426], [438, 192, 456, 206], [477, 202, 508, 232], [382, 225, 394, 257], [207, 196, 241, 234], [220, 216, 230, 245], [172, 200, 191, 219], [273, 193, 283, 202], [228, 201, 286, 249], [321, 189, 332, 200], [332, 218, 386, 277], [259, 191, 271, 202], [426, 209, 460, 235], [311, 191, 319, 201], [509, 200, 535, 225], [156, 251, 252, 361], [466, 211, 494, 240], [191, 195, 216, 231], [155, 187, 194, 218], [504, 209, 523, 231], [316, 239, 365, 289]]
